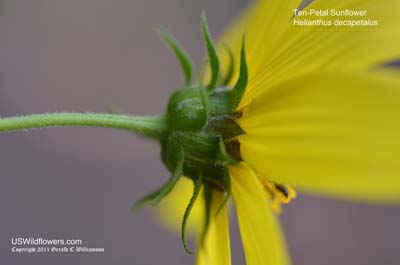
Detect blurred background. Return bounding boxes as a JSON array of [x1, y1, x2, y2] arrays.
[[0, 0, 399, 264]]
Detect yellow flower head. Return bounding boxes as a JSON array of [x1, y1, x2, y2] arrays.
[[154, 0, 400, 264]]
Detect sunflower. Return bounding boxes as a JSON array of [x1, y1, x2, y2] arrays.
[[0, 0, 399, 264], [155, 0, 400, 264]]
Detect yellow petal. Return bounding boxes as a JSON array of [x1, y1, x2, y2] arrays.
[[218, 0, 400, 106], [229, 163, 291, 265], [217, 0, 302, 87], [239, 72, 400, 202], [196, 191, 231, 265], [153, 177, 204, 234], [242, 0, 400, 103]]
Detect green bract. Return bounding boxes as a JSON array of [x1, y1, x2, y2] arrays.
[[136, 15, 249, 252]]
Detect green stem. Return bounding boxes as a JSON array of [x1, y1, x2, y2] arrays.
[[0, 112, 167, 139]]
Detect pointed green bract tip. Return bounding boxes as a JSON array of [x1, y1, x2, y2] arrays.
[[130, 190, 160, 215], [228, 35, 248, 110], [157, 26, 194, 86], [181, 177, 202, 255], [131, 146, 184, 215], [201, 14, 220, 93]]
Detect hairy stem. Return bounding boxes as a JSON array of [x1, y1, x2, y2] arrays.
[[0, 112, 167, 139]]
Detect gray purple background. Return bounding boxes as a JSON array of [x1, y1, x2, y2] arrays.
[[1, 0, 399, 264]]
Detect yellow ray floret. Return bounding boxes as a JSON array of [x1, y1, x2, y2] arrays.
[[230, 163, 291, 265], [196, 191, 231, 265], [218, 0, 400, 105], [238, 71, 400, 203]]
